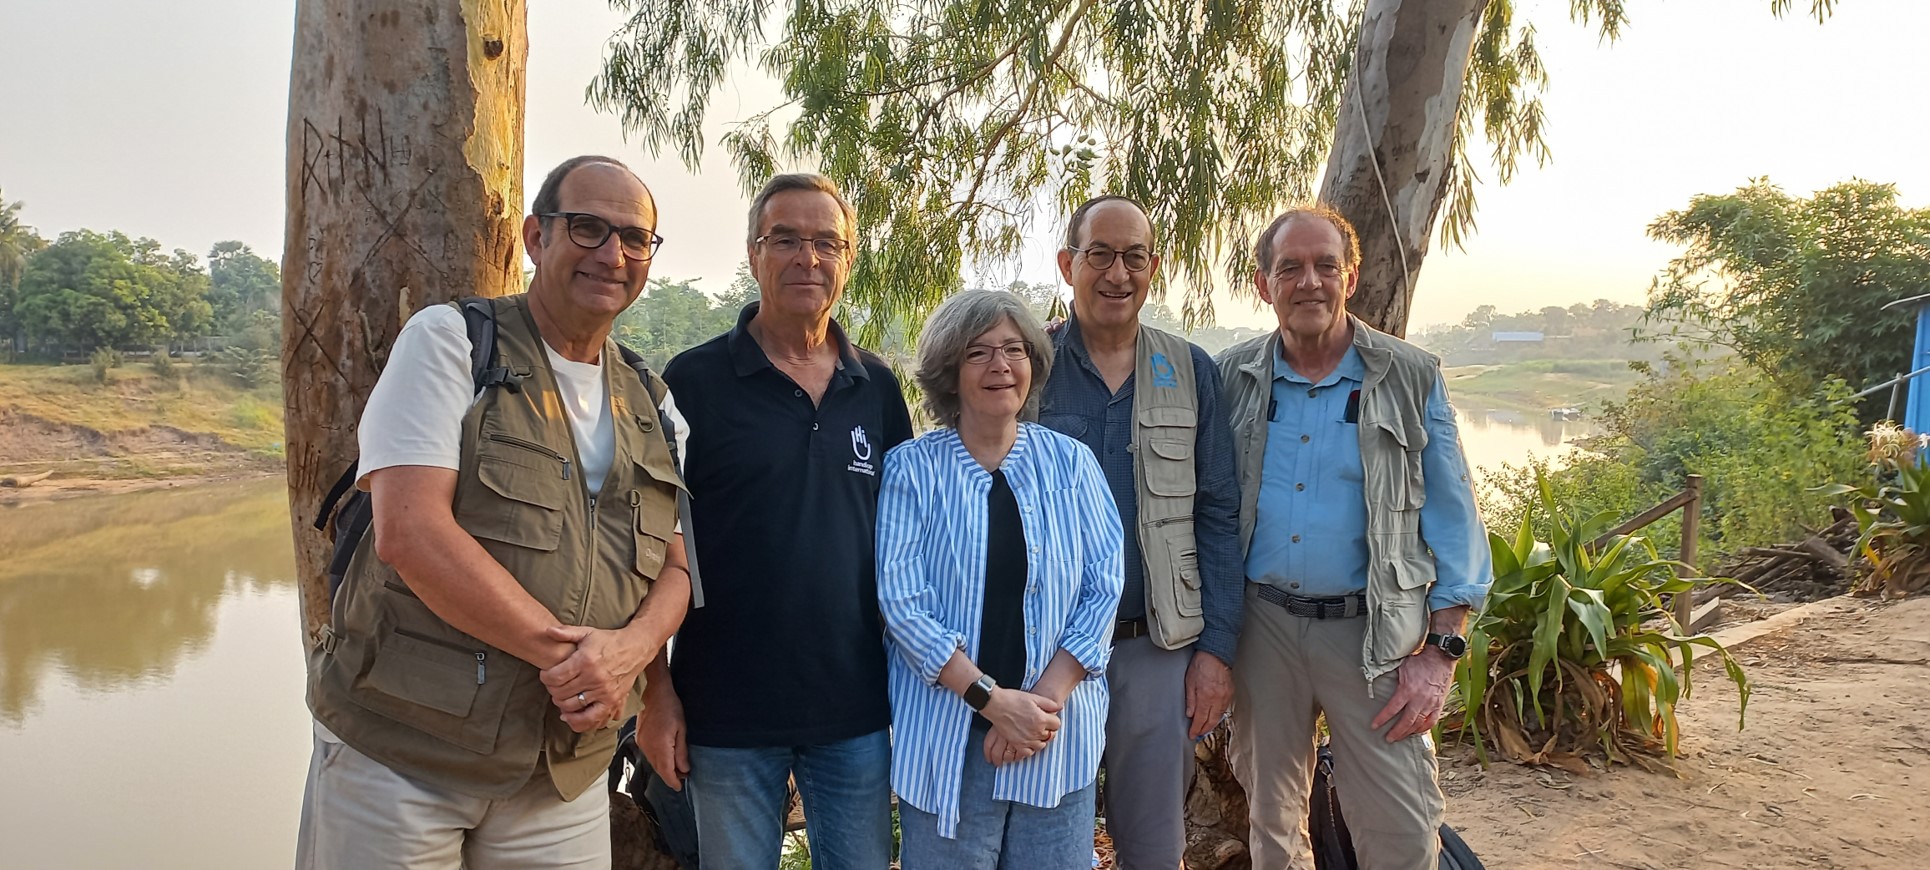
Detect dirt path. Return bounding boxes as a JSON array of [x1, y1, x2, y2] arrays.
[[1443, 596, 1930, 869]]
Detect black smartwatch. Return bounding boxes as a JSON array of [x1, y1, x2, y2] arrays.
[[963, 674, 998, 711], [1425, 632, 1469, 660]]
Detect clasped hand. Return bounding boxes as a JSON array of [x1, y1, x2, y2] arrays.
[[539, 624, 656, 733], [981, 688, 1063, 767]]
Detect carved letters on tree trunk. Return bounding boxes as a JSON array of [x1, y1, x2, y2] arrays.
[[281, 0, 527, 644]]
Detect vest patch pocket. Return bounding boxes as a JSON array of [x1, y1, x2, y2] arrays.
[[1369, 419, 1428, 511], [461, 441, 571, 551], [357, 628, 511, 755], [1138, 406, 1197, 497]]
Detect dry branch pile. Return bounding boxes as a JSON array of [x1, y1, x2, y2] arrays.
[[1708, 514, 1857, 603]]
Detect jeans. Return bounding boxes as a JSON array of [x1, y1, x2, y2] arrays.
[[898, 732, 1098, 870], [686, 728, 893, 870]]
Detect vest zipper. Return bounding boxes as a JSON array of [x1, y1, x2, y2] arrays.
[[484, 433, 572, 480], [475, 652, 486, 685]]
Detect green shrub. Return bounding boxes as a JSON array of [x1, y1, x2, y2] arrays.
[[150, 348, 177, 378], [1481, 354, 1864, 570], [89, 346, 122, 383], [1450, 476, 1749, 770]]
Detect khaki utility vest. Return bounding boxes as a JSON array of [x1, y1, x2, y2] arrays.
[[1130, 326, 1205, 649], [308, 295, 685, 800], [1217, 317, 1439, 684]]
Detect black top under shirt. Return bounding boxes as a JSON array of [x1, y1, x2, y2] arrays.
[[974, 469, 1029, 731], [662, 302, 915, 747]]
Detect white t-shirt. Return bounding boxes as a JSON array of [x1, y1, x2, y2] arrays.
[[357, 304, 684, 495]]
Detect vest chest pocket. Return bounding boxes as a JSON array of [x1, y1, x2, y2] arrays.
[[1138, 406, 1197, 497], [1368, 418, 1427, 512], [631, 459, 684, 580], [458, 437, 574, 552]]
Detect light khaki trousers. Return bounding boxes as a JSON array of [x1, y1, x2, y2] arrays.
[[296, 723, 610, 870], [1230, 585, 1444, 870]]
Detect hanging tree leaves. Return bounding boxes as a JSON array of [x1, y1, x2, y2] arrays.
[[590, 0, 1834, 344]]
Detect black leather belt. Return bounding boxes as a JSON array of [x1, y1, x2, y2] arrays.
[[1255, 584, 1367, 619], [1115, 617, 1151, 641]]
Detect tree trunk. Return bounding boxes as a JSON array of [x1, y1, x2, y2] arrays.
[[1319, 0, 1489, 338], [281, 0, 527, 646]]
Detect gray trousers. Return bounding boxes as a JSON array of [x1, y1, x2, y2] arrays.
[[1100, 635, 1195, 869]]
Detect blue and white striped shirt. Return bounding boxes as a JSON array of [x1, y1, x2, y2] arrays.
[[877, 423, 1125, 839]]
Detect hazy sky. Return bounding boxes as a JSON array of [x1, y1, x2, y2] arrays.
[[2, 0, 1926, 331]]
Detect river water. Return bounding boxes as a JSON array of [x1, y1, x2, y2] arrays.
[[0, 411, 1583, 869]]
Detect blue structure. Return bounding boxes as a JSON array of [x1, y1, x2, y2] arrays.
[[1879, 292, 1930, 431]]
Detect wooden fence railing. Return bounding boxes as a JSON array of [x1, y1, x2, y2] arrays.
[[1590, 474, 1705, 631]]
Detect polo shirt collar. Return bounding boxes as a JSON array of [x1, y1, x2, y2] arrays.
[[1274, 342, 1365, 388], [726, 300, 870, 381]]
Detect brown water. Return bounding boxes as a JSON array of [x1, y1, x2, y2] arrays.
[[0, 478, 307, 870], [0, 414, 1585, 869]]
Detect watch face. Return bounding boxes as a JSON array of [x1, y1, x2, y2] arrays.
[[1439, 634, 1468, 658]]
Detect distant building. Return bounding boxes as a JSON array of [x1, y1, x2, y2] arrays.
[[1491, 331, 1544, 344]]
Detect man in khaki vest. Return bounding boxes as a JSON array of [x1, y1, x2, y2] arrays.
[[1038, 195, 1244, 868], [1216, 205, 1490, 869], [297, 156, 691, 869]]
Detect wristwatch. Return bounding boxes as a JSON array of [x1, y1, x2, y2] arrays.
[[1425, 632, 1469, 659], [963, 674, 998, 711]]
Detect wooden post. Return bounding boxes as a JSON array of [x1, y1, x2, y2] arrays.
[[1675, 474, 1704, 632], [281, 0, 527, 645]]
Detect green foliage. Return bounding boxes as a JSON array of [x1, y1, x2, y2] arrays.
[[1818, 444, 1930, 598], [1641, 179, 1930, 419], [0, 189, 49, 352], [591, 1, 1639, 346], [229, 394, 281, 433], [211, 309, 283, 387], [1482, 355, 1865, 569], [613, 273, 758, 370], [89, 346, 122, 384], [1451, 476, 1749, 769], [14, 229, 215, 353], [206, 241, 281, 335], [150, 348, 178, 379]]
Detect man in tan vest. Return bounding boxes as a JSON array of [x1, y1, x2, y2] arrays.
[[297, 156, 691, 869], [1216, 205, 1490, 869], [1038, 195, 1244, 868]]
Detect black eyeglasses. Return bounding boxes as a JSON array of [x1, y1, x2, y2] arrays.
[[755, 234, 853, 259], [1068, 245, 1153, 273], [540, 212, 665, 261], [962, 341, 1034, 366]]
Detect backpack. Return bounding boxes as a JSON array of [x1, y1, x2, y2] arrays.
[[312, 296, 678, 602], [1310, 741, 1486, 870]]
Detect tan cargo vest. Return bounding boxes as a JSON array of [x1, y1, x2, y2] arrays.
[[307, 295, 685, 800], [1217, 317, 1438, 684], [1130, 325, 1205, 650]]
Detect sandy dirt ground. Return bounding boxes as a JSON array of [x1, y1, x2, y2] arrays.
[[1443, 596, 1929, 869], [0, 410, 277, 503]]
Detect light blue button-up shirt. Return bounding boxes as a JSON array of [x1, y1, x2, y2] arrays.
[[1243, 346, 1490, 611]]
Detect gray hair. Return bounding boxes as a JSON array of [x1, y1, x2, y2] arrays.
[[1255, 203, 1360, 274], [914, 290, 1055, 426], [746, 173, 858, 244]]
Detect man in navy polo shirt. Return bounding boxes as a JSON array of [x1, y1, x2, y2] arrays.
[[636, 173, 913, 869]]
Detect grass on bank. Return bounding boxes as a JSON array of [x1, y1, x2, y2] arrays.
[[0, 361, 285, 455], [1444, 359, 1642, 415]]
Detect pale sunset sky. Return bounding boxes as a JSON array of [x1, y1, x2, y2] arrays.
[[1, 0, 1925, 331]]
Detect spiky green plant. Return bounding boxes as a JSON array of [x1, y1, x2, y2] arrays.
[[1450, 475, 1750, 771], [1819, 455, 1930, 598]]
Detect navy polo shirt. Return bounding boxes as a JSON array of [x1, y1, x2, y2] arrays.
[[662, 301, 914, 748]]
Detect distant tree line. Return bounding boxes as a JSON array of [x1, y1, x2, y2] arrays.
[[1409, 299, 1661, 366], [0, 188, 281, 365]]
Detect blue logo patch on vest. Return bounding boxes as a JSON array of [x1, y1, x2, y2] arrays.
[[1150, 351, 1179, 388]]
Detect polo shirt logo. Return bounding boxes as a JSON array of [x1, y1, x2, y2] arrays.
[[848, 425, 877, 476], [1150, 351, 1179, 388]]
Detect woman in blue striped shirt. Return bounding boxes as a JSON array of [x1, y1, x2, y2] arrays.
[[877, 290, 1125, 868]]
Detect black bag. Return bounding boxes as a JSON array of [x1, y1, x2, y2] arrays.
[[312, 297, 674, 601], [1309, 742, 1486, 870]]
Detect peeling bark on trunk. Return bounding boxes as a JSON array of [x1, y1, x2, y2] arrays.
[[281, 0, 527, 645], [1319, 0, 1489, 338]]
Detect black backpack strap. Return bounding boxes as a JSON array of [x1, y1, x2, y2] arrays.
[[458, 296, 522, 394], [312, 462, 360, 531]]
